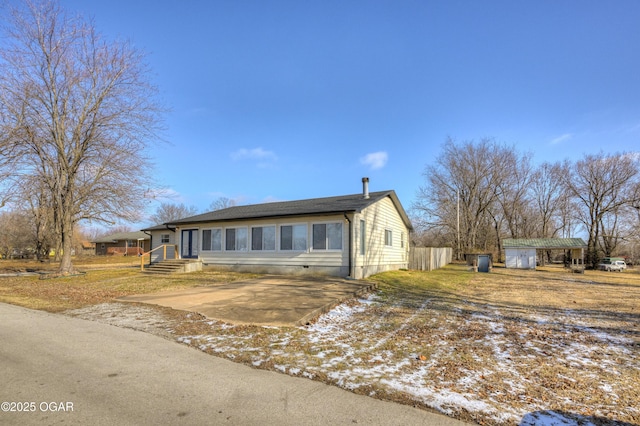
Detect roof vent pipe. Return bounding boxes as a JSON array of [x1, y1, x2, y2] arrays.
[[362, 177, 370, 199]]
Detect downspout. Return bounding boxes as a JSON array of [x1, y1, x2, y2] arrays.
[[344, 213, 352, 279], [143, 230, 153, 259]]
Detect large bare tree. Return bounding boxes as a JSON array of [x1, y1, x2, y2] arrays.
[[149, 203, 199, 225], [0, 0, 163, 274], [565, 152, 639, 267], [209, 196, 238, 211], [415, 138, 507, 259], [529, 161, 571, 238]]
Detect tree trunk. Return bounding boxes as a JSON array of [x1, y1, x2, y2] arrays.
[[59, 225, 74, 274]]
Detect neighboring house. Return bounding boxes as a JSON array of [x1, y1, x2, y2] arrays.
[[143, 178, 413, 279], [504, 238, 587, 270], [78, 240, 96, 256], [93, 231, 150, 256]]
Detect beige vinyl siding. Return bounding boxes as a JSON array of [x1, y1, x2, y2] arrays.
[[193, 215, 350, 275], [147, 230, 177, 262], [354, 196, 409, 278]]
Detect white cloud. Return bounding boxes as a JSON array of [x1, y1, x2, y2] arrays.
[[550, 133, 572, 145], [360, 151, 388, 170], [231, 147, 278, 162]]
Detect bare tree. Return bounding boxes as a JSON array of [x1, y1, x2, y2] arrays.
[[24, 177, 56, 260], [149, 203, 198, 224], [495, 149, 533, 238], [530, 161, 571, 238], [0, 210, 32, 258], [415, 138, 506, 259], [0, 0, 163, 274], [565, 152, 639, 267], [209, 197, 237, 211]]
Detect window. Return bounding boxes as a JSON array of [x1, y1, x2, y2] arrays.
[[360, 220, 366, 255], [280, 224, 307, 251], [251, 226, 275, 251], [225, 227, 247, 251], [201, 229, 222, 251], [384, 229, 393, 246], [161, 234, 170, 244], [313, 223, 342, 250], [401, 232, 405, 248]]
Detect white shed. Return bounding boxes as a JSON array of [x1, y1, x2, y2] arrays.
[[505, 247, 536, 269], [503, 238, 587, 271]]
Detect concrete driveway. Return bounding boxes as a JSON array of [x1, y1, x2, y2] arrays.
[[117, 275, 375, 326]]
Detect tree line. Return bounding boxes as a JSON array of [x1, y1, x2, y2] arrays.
[[412, 138, 640, 267]]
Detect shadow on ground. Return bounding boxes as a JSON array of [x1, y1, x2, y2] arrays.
[[520, 410, 637, 426]]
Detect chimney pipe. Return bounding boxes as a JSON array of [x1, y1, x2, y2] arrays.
[[362, 177, 370, 199]]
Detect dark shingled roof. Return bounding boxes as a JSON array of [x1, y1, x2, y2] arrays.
[[143, 190, 412, 230], [503, 238, 586, 249], [92, 231, 149, 243]]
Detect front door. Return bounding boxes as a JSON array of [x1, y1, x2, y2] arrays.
[[181, 229, 198, 259]]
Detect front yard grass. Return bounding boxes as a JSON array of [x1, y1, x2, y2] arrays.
[[0, 258, 257, 312], [1, 259, 639, 425]]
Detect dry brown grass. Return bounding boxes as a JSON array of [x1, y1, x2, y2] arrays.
[[2, 258, 639, 425], [0, 257, 258, 312]]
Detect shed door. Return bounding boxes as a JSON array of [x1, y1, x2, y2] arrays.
[[478, 255, 490, 273], [518, 252, 530, 269]]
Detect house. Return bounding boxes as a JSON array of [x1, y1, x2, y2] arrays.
[[143, 178, 413, 279], [504, 238, 587, 270], [93, 231, 150, 256], [78, 240, 96, 256]]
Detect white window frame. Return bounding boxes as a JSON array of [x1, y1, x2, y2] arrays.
[[384, 229, 393, 247], [225, 227, 248, 252], [160, 234, 170, 244], [251, 225, 276, 251], [201, 228, 222, 252], [280, 223, 308, 251], [312, 222, 343, 251]]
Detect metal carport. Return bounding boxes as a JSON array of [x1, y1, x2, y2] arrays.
[[503, 238, 587, 272]]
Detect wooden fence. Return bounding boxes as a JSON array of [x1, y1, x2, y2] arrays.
[[409, 247, 452, 271]]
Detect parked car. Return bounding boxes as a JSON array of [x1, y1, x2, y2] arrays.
[[598, 260, 626, 272]]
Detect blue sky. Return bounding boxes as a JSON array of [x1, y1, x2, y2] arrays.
[[57, 0, 640, 225]]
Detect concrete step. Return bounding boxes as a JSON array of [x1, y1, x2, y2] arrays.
[[142, 259, 201, 275]]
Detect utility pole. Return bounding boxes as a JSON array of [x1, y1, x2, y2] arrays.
[[457, 187, 460, 261]]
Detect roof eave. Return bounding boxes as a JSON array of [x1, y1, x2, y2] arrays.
[[165, 209, 362, 226]]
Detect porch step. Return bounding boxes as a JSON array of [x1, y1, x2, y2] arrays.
[[142, 259, 201, 275]]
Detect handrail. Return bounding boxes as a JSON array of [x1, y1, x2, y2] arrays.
[[140, 244, 178, 271]]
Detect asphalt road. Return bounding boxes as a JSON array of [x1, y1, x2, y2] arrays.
[[0, 303, 467, 426]]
